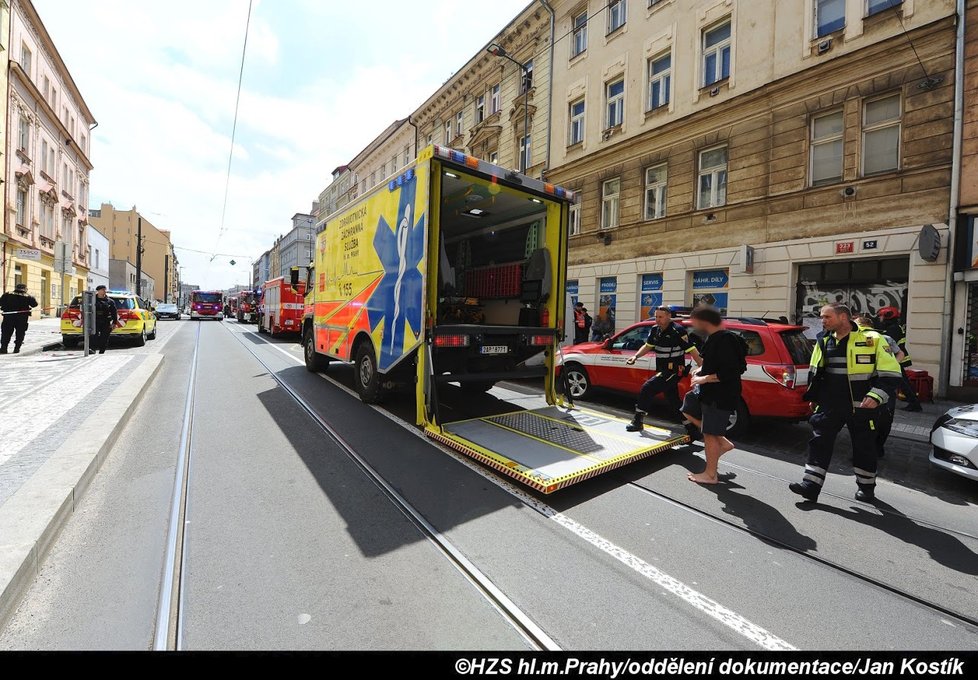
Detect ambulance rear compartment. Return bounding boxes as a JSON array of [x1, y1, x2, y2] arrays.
[[431, 167, 558, 388]]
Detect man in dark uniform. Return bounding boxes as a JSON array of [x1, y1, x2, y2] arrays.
[[790, 303, 902, 503], [0, 284, 39, 354], [877, 306, 921, 412], [625, 307, 702, 432], [92, 286, 119, 355]]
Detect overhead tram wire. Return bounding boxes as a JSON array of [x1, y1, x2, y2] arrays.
[[210, 0, 255, 269]]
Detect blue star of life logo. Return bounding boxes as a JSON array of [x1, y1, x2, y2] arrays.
[[366, 175, 426, 371]]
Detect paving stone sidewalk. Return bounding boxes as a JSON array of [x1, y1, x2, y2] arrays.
[[0, 318, 62, 358]]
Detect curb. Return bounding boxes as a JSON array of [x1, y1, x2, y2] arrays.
[[0, 353, 165, 628]]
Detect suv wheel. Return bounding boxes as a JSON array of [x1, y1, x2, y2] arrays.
[[563, 363, 592, 399], [726, 399, 751, 437]]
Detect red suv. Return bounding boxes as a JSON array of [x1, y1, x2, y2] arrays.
[[556, 317, 814, 435]]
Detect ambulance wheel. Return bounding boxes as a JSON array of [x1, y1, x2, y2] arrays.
[[354, 343, 382, 404], [62, 336, 80, 349], [562, 363, 592, 399], [726, 399, 751, 438], [303, 327, 329, 373]]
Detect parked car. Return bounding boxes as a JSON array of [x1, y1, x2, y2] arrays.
[[556, 317, 814, 436], [61, 291, 159, 348], [930, 405, 978, 482], [155, 303, 180, 320]]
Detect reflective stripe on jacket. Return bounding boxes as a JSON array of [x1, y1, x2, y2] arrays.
[[809, 327, 902, 406]]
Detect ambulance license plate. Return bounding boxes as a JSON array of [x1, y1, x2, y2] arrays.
[[481, 345, 509, 355]]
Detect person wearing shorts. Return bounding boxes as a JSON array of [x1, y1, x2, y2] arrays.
[[682, 306, 746, 485]]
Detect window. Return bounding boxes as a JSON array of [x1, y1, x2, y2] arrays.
[[41, 203, 55, 239], [42, 75, 50, 100], [607, 0, 627, 34], [18, 115, 30, 152], [521, 59, 534, 93], [490, 84, 501, 114], [862, 94, 901, 175], [41, 140, 49, 176], [601, 178, 621, 229], [456, 110, 464, 137], [489, 151, 499, 164], [16, 189, 27, 227], [444, 120, 452, 145], [811, 110, 844, 185], [612, 327, 650, 351], [370, 171, 376, 186], [867, 0, 902, 16], [50, 87, 57, 108], [519, 134, 532, 169], [697, 146, 728, 209], [647, 53, 671, 110], [816, 0, 846, 37], [476, 94, 486, 123], [48, 146, 56, 177], [702, 21, 732, 86], [644, 164, 668, 220], [21, 44, 32, 78], [569, 99, 586, 145], [569, 202, 581, 236], [404, 145, 411, 166], [572, 10, 588, 57], [606, 78, 624, 128]]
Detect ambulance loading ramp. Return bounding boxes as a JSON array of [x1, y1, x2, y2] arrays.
[[427, 406, 689, 494]]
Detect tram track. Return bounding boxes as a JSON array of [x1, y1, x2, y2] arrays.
[[223, 322, 561, 652]]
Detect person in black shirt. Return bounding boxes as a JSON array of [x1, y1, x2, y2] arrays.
[[681, 306, 747, 485], [92, 286, 119, 355], [625, 307, 702, 432], [0, 284, 39, 354]]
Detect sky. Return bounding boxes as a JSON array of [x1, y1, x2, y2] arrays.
[[34, 0, 532, 290]]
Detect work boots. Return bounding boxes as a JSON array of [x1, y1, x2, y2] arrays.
[[12, 345, 21, 354], [626, 411, 645, 433], [789, 481, 821, 503], [855, 485, 877, 503]]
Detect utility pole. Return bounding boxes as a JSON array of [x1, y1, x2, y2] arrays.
[[163, 253, 169, 303], [135, 215, 143, 296]]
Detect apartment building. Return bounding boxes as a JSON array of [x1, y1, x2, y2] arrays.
[[349, 119, 414, 202], [90, 204, 179, 302], [547, 0, 957, 385], [86, 223, 109, 290], [279, 206, 318, 282], [318, 165, 354, 221], [4, 0, 96, 317]]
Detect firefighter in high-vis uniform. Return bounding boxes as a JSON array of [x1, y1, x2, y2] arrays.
[[790, 303, 902, 503], [625, 307, 702, 433]]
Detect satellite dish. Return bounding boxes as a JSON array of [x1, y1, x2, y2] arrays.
[[918, 224, 941, 263]]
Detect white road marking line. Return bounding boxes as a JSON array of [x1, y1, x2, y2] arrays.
[[242, 328, 797, 651]]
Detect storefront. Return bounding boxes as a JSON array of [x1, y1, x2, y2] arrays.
[[568, 223, 948, 385], [950, 215, 978, 392]]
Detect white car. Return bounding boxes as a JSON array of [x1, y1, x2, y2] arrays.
[[930, 405, 978, 481]]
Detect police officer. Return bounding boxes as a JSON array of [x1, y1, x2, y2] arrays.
[[92, 286, 119, 355], [0, 284, 39, 354], [790, 303, 902, 503], [625, 307, 702, 433], [877, 306, 921, 412]]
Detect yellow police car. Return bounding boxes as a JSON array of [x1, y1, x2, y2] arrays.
[[61, 291, 158, 348]]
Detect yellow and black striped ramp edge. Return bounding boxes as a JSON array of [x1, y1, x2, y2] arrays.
[[427, 406, 690, 494]]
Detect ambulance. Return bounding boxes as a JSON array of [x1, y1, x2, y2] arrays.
[[300, 145, 686, 493]]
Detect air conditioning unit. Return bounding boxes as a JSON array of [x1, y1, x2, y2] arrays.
[[817, 39, 832, 55]]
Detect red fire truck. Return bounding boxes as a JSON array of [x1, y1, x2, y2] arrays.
[[237, 291, 258, 324], [259, 277, 306, 336]]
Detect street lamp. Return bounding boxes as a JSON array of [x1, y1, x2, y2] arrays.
[[486, 42, 531, 174]]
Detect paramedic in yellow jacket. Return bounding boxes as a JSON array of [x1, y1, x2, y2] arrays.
[[789, 303, 902, 503]]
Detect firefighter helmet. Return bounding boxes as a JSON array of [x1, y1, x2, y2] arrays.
[[877, 306, 901, 321]]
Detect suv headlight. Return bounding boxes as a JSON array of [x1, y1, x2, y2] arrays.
[[942, 418, 978, 437]]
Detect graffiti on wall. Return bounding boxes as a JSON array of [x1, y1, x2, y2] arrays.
[[797, 281, 908, 319]]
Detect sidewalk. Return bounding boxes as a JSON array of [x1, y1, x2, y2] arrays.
[[890, 398, 959, 442], [0, 349, 163, 625], [0, 317, 62, 358]]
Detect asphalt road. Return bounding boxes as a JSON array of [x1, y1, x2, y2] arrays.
[[3, 319, 977, 650]]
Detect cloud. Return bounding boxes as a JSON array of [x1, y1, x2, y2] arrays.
[[33, 0, 531, 289]]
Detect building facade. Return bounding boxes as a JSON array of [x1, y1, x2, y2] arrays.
[[279, 207, 317, 282], [949, 0, 977, 394], [253, 248, 271, 288], [90, 203, 178, 302], [348, 119, 414, 202], [547, 0, 957, 387], [317, 165, 353, 221], [179, 282, 199, 309], [4, 0, 96, 317], [86, 223, 109, 290], [109, 258, 155, 301]]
